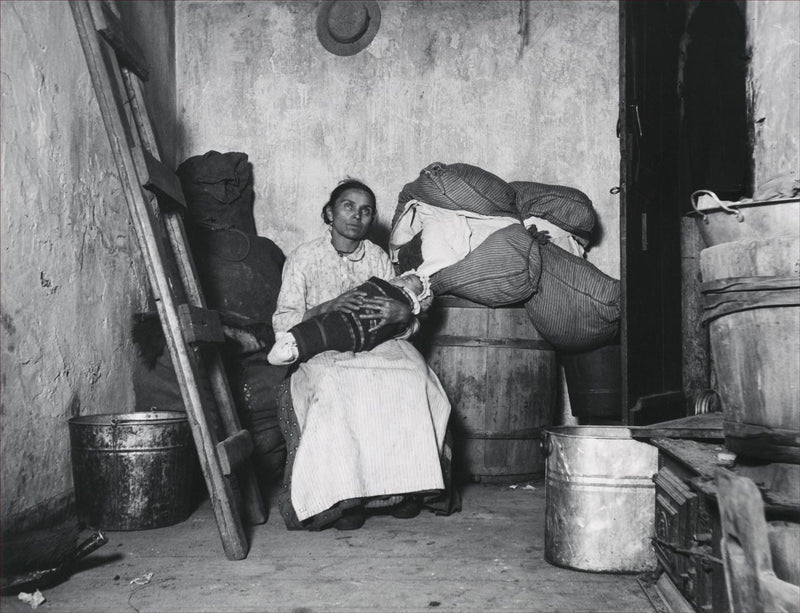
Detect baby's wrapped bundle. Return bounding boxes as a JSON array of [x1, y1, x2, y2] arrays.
[[268, 273, 431, 365]]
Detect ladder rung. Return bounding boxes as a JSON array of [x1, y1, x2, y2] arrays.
[[143, 150, 187, 210], [178, 304, 225, 345], [217, 430, 255, 476], [97, 2, 150, 81]]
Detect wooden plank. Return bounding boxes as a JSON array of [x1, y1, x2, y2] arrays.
[[715, 469, 800, 613], [631, 412, 724, 440], [724, 421, 800, 463], [651, 438, 729, 479], [142, 150, 187, 210], [681, 217, 710, 411], [217, 430, 255, 476], [96, 1, 150, 80], [689, 476, 800, 523], [121, 71, 203, 299], [70, 1, 251, 560], [177, 304, 225, 345]]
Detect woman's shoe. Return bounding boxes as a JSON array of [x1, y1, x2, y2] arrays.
[[391, 496, 422, 519], [333, 508, 366, 530]]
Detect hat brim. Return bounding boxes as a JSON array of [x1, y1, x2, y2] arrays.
[[316, 1, 382, 57]]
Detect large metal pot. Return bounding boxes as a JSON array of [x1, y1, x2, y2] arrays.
[[69, 411, 198, 530]]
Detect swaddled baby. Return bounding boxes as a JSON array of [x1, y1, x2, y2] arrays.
[[267, 272, 432, 366]]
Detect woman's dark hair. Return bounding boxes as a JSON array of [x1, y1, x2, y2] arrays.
[[321, 179, 377, 224]]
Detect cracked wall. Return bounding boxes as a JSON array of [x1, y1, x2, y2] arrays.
[[0, 1, 152, 530], [175, 1, 621, 278], [747, 1, 800, 190]]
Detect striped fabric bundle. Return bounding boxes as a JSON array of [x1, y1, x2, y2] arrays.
[[511, 180, 597, 243], [524, 242, 620, 351], [430, 224, 541, 307], [390, 162, 620, 352], [393, 162, 519, 227]]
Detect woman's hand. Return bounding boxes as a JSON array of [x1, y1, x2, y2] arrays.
[[358, 296, 412, 332], [222, 325, 268, 353], [328, 289, 368, 314], [305, 289, 368, 321], [218, 311, 271, 353]]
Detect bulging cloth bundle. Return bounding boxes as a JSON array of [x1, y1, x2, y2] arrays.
[[390, 162, 620, 352]]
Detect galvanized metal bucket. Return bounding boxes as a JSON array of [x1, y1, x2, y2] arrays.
[[542, 426, 658, 573], [69, 411, 198, 531]]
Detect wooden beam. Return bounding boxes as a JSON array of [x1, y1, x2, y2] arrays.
[[178, 304, 225, 345], [143, 150, 187, 211], [96, 2, 150, 81]]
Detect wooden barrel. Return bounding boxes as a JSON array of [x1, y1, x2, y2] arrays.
[[414, 296, 556, 482], [700, 237, 800, 463]]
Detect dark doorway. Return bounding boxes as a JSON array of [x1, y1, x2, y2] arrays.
[[619, 1, 751, 425], [680, 1, 752, 207]]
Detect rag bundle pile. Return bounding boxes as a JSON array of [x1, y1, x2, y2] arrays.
[[176, 151, 285, 335], [133, 150, 289, 492], [390, 162, 620, 351]]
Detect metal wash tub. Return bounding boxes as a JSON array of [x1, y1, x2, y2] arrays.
[[542, 426, 658, 573]]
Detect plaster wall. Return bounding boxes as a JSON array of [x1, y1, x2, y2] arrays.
[[175, 0, 620, 277], [747, 1, 800, 191], [0, 2, 151, 529]]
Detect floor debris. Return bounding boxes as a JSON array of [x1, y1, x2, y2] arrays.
[[129, 572, 154, 586], [17, 590, 46, 609], [128, 572, 156, 613], [508, 483, 536, 491]]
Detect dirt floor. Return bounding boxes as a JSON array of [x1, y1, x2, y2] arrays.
[[0, 482, 656, 613]]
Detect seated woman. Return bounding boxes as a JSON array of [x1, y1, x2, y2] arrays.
[[267, 272, 431, 365], [273, 179, 458, 531]]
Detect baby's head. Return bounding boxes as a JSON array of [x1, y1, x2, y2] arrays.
[[396, 273, 422, 295], [394, 271, 431, 301]]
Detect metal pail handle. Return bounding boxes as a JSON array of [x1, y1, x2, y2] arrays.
[[539, 431, 552, 458], [690, 189, 745, 224]]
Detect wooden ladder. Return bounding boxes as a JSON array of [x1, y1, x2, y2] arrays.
[[70, 0, 266, 560]]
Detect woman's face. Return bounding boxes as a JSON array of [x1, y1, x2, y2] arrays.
[[326, 188, 375, 241]]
